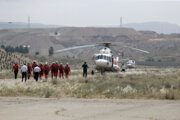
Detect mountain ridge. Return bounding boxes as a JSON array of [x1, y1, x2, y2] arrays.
[[124, 22, 180, 34], [0, 21, 180, 34]]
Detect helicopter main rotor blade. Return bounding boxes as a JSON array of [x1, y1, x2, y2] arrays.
[[124, 46, 149, 54], [56, 44, 100, 53], [110, 47, 119, 56]]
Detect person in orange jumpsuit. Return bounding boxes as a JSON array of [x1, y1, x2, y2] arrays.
[[27, 63, 32, 79], [54, 61, 59, 79], [44, 62, 50, 80], [50, 62, 56, 79], [59, 63, 64, 79], [32, 61, 38, 79], [39, 63, 44, 80], [13, 62, 19, 79], [64, 63, 71, 78]]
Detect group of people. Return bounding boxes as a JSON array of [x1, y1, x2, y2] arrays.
[[12, 61, 71, 82]]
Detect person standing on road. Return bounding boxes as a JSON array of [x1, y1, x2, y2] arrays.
[[82, 62, 88, 78], [21, 63, 28, 82], [34, 65, 41, 82], [13, 62, 19, 79]]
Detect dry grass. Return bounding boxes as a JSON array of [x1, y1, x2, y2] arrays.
[[0, 68, 180, 99]]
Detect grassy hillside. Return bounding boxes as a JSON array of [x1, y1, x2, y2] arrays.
[[0, 48, 31, 71]]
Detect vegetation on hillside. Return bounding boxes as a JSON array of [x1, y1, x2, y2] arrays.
[[0, 48, 31, 71], [48, 46, 54, 56], [1, 45, 29, 54]]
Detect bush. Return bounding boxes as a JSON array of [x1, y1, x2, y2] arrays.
[[45, 91, 52, 98], [146, 57, 155, 62]]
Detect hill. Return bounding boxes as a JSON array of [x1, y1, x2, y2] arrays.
[[0, 27, 156, 55], [0, 48, 31, 71], [0, 27, 180, 63], [1, 21, 180, 34], [124, 22, 180, 34]]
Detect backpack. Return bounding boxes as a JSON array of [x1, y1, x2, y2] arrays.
[[65, 66, 69, 72], [55, 64, 58, 71], [40, 65, 43, 73], [59, 65, 63, 71], [44, 65, 49, 72]]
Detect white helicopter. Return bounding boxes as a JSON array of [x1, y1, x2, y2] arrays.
[[56, 42, 149, 74], [126, 60, 136, 68]]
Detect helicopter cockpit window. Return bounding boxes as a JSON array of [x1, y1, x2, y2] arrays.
[[96, 55, 107, 60], [95, 56, 99, 60]]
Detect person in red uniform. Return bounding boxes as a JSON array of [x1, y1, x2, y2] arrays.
[[13, 62, 19, 79], [64, 63, 71, 78], [54, 61, 59, 79], [27, 63, 32, 79], [50, 62, 56, 79], [39, 63, 44, 80], [44, 62, 50, 80], [59, 63, 64, 79], [32, 61, 38, 79]]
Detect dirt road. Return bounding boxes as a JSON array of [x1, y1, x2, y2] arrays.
[[0, 97, 180, 120]]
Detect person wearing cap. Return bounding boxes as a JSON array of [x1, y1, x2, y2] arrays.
[[21, 63, 28, 82], [39, 63, 44, 80], [44, 62, 50, 79], [13, 62, 19, 79], [64, 63, 71, 78], [27, 63, 32, 79], [82, 62, 88, 78], [59, 63, 65, 79], [34, 65, 41, 82]]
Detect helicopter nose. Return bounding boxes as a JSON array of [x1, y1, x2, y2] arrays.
[[95, 60, 108, 67]]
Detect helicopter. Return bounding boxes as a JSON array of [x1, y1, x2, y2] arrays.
[[126, 60, 136, 68], [56, 42, 149, 74]]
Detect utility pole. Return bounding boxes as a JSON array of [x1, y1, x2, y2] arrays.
[[28, 16, 31, 29], [120, 16, 122, 27]]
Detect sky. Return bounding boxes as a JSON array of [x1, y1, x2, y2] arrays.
[[0, 0, 180, 26]]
